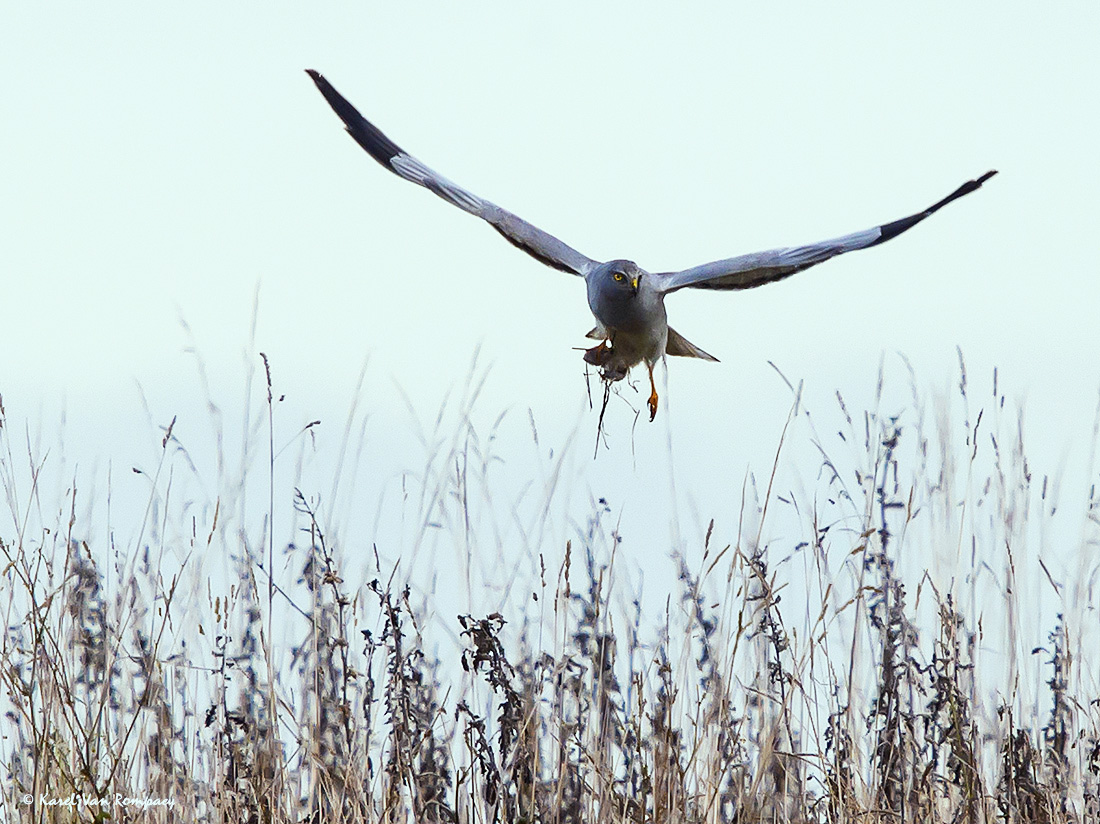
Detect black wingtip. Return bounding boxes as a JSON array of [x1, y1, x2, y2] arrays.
[[305, 68, 345, 112], [305, 69, 340, 109], [304, 69, 405, 168], [926, 169, 999, 214], [873, 169, 998, 246], [945, 169, 998, 203]]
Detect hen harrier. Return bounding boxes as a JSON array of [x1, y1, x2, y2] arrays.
[[307, 69, 996, 421]]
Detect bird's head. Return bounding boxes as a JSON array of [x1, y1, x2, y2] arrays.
[[587, 260, 651, 333], [599, 260, 641, 296]]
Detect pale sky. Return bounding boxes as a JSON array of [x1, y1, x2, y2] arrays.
[[2, 4, 1098, 680]]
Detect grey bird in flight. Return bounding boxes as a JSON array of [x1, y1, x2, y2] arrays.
[[306, 69, 996, 421]]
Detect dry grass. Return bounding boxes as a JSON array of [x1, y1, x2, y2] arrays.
[[1, 355, 1098, 824]]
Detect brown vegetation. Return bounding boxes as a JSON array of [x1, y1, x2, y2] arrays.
[[1, 358, 1097, 823]]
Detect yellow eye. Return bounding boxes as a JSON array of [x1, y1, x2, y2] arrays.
[[613, 272, 625, 282]]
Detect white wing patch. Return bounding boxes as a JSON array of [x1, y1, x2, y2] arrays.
[[390, 155, 483, 214]]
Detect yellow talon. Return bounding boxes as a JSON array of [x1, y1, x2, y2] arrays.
[[646, 363, 659, 421]]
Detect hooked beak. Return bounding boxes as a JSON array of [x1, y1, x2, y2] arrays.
[[630, 275, 640, 293]]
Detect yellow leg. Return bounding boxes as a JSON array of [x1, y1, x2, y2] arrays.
[[646, 362, 659, 421]]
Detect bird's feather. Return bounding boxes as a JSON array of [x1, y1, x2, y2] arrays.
[[655, 171, 997, 293], [665, 327, 719, 361], [306, 70, 598, 277]]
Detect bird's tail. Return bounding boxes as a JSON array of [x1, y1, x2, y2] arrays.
[[666, 327, 719, 361]]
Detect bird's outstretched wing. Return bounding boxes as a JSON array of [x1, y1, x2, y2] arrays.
[[654, 170, 997, 293], [306, 70, 598, 277]]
